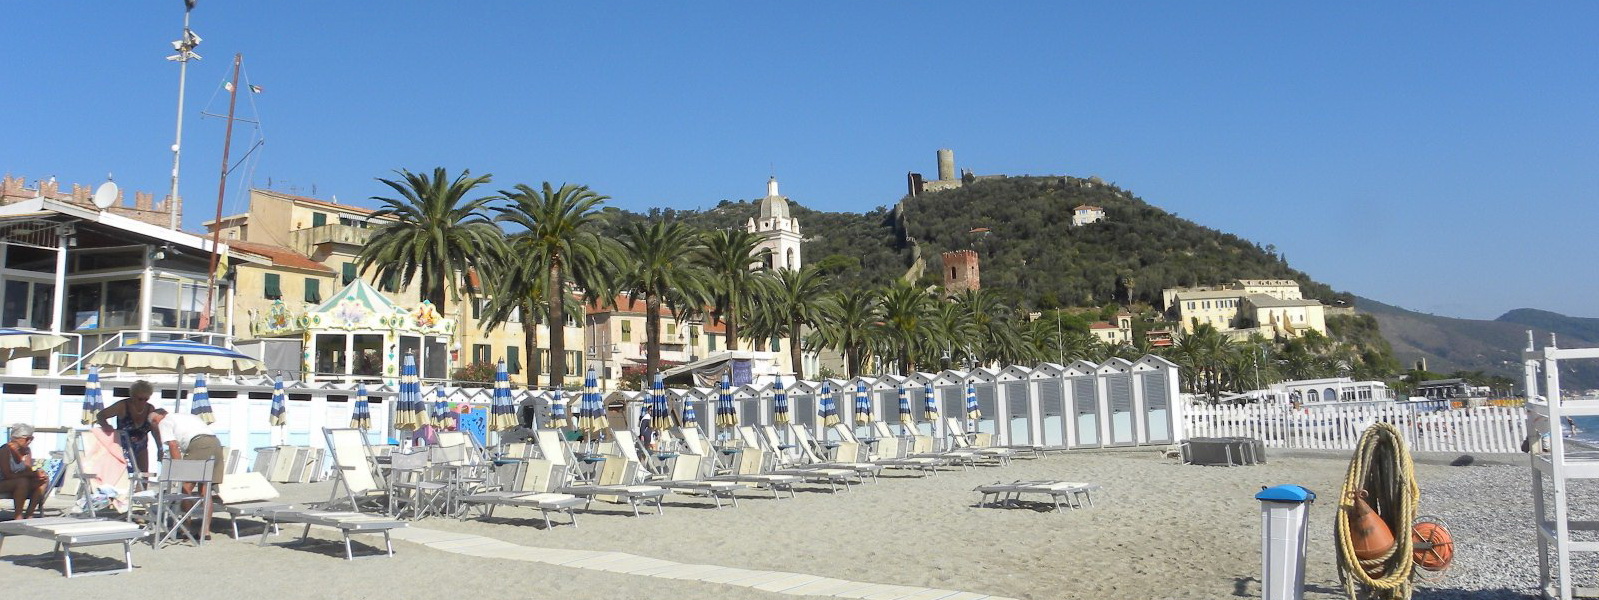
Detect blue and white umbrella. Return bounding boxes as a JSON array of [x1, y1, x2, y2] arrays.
[[490, 360, 517, 432], [681, 395, 698, 426], [922, 382, 938, 421], [819, 382, 839, 427], [715, 376, 738, 429], [79, 366, 104, 425], [0, 328, 68, 353], [648, 374, 671, 434], [855, 381, 872, 425], [965, 382, 982, 420], [431, 385, 452, 429], [897, 384, 912, 425], [549, 385, 569, 429], [190, 374, 214, 424], [579, 373, 606, 436], [395, 353, 423, 431], [90, 339, 263, 413], [351, 383, 372, 429], [269, 376, 287, 427], [772, 378, 790, 425]]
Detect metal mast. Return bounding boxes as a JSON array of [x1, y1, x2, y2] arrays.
[[198, 53, 241, 332], [166, 3, 201, 230]]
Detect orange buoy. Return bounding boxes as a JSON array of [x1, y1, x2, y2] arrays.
[[1347, 490, 1396, 561], [1412, 520, 1455, 572]]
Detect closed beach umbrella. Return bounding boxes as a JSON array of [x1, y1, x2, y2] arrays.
[[351, 383, 372, 429], [580, 378, 606, 437], [394, 353, 423, 431], [489, 360, 517, 432], [90, 339, 263, 413], [431, 385, 451, 429], [897, 384, 912, 425], [650, 374, 672, 433], [548, 379, 572, 430], [923, 382, 938, 421], [772, 378, 790, 425], [189, 374, 215, 424], [269, 376, 287, 427], [80, 366, 105, 425], [682, 395, 698, 426], [715, 376, 738, 429], [855, 381, 871, 425], [819, 382, 839, 427], [966, 382, 981, 420]]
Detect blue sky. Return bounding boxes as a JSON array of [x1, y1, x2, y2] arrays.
[[3, 2, 1595, 319]]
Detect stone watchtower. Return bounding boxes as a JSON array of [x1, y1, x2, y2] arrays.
[[745, 177, 803, 270], [941, 249, 980, 292]]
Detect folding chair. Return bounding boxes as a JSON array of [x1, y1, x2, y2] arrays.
[[133, 457, 216, 548], [386, 451, 449, 520]]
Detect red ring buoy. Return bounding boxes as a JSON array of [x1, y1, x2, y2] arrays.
[[1412, 521, 1454, 572]]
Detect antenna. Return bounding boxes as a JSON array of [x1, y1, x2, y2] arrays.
[[92, 176, 120, 211]]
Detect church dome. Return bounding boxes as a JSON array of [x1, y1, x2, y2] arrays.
[[758, 176, 790, 221]]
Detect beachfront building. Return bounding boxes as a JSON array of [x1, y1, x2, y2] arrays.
[[1162, 279, 1327, 339], [584, 294, 813, 384], [1089, 312, 1135, 345], [208, 188, 584, 385], [0, 194, 247, 374], [1237, 377, 1395, 406]]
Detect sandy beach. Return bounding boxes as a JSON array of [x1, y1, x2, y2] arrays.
[[0, 449, 1547, 599]]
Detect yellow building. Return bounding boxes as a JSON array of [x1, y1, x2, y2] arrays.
[[1165, 280, 1327, 340]]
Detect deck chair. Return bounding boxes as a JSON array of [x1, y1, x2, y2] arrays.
[[784, 425, 882, 481], [555, 456, 668, 517], [736, 426, 859, 492], [130, 457, 217, 548], [64, 429, 131, 517], [898, 425, 979, 470], [841, 423, 947, 475], [704, 447, 799, 499], [215, 471, 295, 540], [645, 453, 747, 508], [534, 428, 584, 484], [257, 509, 407, 559], [457, 459, 584, 529], [321, 428, 388, 512], [0, 516, 148, 577], [944, 418, 1016, 465], [673, 426, 735, 475], [973, 480, 1102, 512], [385, 450, 450, 520]]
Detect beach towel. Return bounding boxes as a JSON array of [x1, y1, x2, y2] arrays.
[[83, 428, 130, 512]]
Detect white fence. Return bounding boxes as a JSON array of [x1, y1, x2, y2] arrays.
[[1184, 403, 1526, 454]]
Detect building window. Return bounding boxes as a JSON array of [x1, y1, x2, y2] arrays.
[[533, 350, 545, 375], [621, 320, 632, 342], [708, 334, 718, 352], [666, 323, 676, 336], [471, 298, 482, 321], [566, 350, 581, 375], [311, 212, 328, 227], [472, 344, 491, 365], [304, 278, 321, 303], [264, 273, 281, 299], [341, 263, 356, 285], [770, 336, 780, 352], [507, 346, 520, 375]]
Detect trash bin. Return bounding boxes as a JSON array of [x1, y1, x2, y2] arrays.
[[1257, 484, 1315, 600]]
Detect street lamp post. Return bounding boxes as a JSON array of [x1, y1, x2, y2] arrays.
[[166, 3, 200, 231]]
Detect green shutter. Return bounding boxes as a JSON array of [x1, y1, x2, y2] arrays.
[[304, 278, 321, 303], [507, 346, 520, 375], [311, 212, 327, 227], [264, 273, 281, 299], [341, 263, 356, 285]]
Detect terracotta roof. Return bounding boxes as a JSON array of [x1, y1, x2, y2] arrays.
[[255, 189, 383, 216], [228, 240, 335, 274], [1089, 323, 1119, 330], [1074, 205, 1103, 211]]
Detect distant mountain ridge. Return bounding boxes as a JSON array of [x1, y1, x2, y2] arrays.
[[1356, 297, 1599, 390]]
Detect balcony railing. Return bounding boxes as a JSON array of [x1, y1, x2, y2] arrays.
[[289, 224, 373, 255]]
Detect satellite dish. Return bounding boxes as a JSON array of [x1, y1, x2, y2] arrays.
[[92, 181, 119, 210]]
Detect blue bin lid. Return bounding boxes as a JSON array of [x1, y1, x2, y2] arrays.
[[1256, 484, 1315, 503]]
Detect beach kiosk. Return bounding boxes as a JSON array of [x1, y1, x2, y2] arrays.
[[1133, 355, 1182, 445], [1096, 358, 1139, 446], [905, 372, 939, 437], [1064, 360, 1103, 448], [251, 279, 456, 383], [968, 367, 1001, 437], [786, 379, 823, 440], [1030, 362, 1070, 448]]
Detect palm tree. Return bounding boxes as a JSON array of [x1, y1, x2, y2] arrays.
[[494, 183, 613, 388], [759, 266, 831, 379], [615, 219, 709, 377], [813, 287, 881, 378], [476, 252, 584, 385], [697, 229, 769, 351], [878, 281, 934, 375], [358, 167, 503, 308]]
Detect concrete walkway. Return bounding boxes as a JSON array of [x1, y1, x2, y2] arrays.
[[388, 525, 1015, 600]]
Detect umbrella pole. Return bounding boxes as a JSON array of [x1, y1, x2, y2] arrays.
[[175, 364, 187, 414]]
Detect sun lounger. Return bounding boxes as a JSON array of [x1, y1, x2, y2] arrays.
[[737, 426, 860, 492], [320, 428, 389, 512], [0, 516, 148, 577], [645, 453, 748, 508], [704, 448, 800, 499], [215, 471, 296, 540], [783, 425, 882, 481], [258, 509, 407, 560], [549, 454, 669, 517], [457, 457, 584, 528], [973, 480, 1102, 512], [944, 418, 1017, 465]]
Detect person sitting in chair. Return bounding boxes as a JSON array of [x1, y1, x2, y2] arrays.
[[2, 424, 49, 520]]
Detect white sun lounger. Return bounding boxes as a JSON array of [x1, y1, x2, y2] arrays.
[[973, 480, 1102, 512], [945, 418, 1017, 465], [646, 453, 748, 509], [457, 457, 585, 528], [737, 426, 860, 492], [215, 472, 297, 540], [0, 516, 148, 577], [258, 509, 408, 560], [783, 425, 882, 481]]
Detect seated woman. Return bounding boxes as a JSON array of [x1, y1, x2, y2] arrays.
[[2, 424, 49, 520]]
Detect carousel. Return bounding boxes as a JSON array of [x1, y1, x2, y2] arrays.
[[249, 279, 456, 381]]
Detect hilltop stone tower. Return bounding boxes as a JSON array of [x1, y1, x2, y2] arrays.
[[941, 249, 980, 293], [746, 177, 803, 270]]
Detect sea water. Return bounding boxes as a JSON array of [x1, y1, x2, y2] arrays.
[[1574, 416, 1599, 444]]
